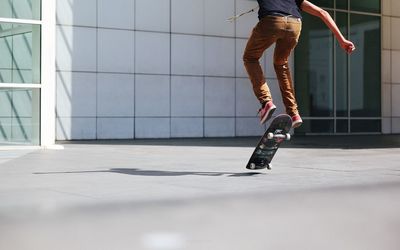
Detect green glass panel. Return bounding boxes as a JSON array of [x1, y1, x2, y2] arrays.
[[294, 120, 334, 134], [309, 0, 333, 8], [0, 0, 41, 20], [336, 119, 349, 133], [336, 0, 348, 10], [0, 22, 41, 84], [336, 12, 348, 117], [0, 88, 40, 145], [350, 14, 381, 117], [351, 120, 381, 133], [350, 0, 380, 13], [295, 11, 334, 117]]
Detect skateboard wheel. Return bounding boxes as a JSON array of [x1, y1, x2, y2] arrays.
[[266, 164, 272, 170], [285, 133, 291, 141], [249, 163, 256, 170], [267, 132, 274, 140]]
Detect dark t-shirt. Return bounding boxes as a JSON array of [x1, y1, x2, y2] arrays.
[[257, 0, 304, 19]]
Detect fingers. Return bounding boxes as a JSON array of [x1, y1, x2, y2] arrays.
[[345, 43, 355, 54]]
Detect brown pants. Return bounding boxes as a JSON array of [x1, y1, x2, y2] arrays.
[[243, 16, 302, 117]]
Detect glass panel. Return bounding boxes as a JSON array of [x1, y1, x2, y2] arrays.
[[295, 11, 334, 117], [350, 14, 381, 117], [350, 0, 380, 13], [295, 120, 334, 134], [336, 0, 348, 10], [0, 88, 40, 145], [0, 0, 41, 20], [336, 12, 348, 117], [309, 0, 333, 8], [351, 120, 381, 133], [336, 119, 349, 133], [0, 22, 41, 84]]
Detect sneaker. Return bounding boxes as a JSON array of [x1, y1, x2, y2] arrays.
[[258, 101, 276, 124], [291, 114, 303, 128]]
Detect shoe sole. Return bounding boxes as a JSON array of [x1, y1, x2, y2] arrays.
[[260, 106, 276, 125], [292, 120, 303, 128]]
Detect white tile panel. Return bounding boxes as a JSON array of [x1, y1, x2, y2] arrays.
[[392, 118, 400, 134], [204, 77, 235, 117], [171, 76, 204, 117], [97, 118, 134, 139], [97, 73, 135, 117], [392, 0, 400, 17], [235, 78, 260, 116], [392, 84, 400, 117], [382, 50, 391, 83], [171, 34, 204, 75], [235, 0, 259, 38], [135, 75, 170, 117], [236, 117, 265, 136], [171, 0, 204, 34], [135, 118, 170, 138], [391, 17, 400, 50], [204, 118, 235, 137], [382, 0, 391, 16], [56, 72, 97, 117], [98, 29, 134, 73], [56, 0, 97, 26], [204, 37, 235, 77], [98, 0, 134, 29], [382, 17, 391, 50], [56, 26, 97, 71], [204, 0, 235, 37], [136, 0, 170, 32], [135, 32, 170, 74], [382, 83, 392, 117], [392, 50, 400, 84], [171, 118, 203, 137], [382, 118, 392, 134], [56, 117, 96, 140]]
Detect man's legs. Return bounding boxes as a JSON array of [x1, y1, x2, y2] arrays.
[[243, 21, 277, 105], [273, 21, 301, 119]]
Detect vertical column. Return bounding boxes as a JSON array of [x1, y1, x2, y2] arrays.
[[40, 0, 56, 147]]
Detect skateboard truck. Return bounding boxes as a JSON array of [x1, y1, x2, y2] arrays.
[[267, 132, 291, 141]]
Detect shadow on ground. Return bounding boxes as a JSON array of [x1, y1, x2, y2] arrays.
[[57, 135, 400, 149], [33, 168, 265, 178]]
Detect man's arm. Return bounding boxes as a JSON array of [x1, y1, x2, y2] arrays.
[[301, 0, 355, 54]]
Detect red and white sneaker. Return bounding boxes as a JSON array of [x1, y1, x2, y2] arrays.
[[258, 101, 276, 125], [291, 114, 303, 128]]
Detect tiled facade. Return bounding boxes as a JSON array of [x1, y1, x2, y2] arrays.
[[55, 0, 290, 140], [55, 0, 394, 140], [382, 0, 400, 133]]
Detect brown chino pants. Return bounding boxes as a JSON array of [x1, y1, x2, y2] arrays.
[[243, 15, 302, 117]]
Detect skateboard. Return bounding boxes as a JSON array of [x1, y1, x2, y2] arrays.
[[246, 114, 292, 170]]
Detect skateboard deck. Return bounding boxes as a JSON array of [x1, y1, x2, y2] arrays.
[[246, 114, 292, 170]]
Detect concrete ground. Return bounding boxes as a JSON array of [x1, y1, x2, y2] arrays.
[[0, 135, 399, 250]]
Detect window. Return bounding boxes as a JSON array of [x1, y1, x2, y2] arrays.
[[295, 0, 381, 134], [0, 0, 41, 145]]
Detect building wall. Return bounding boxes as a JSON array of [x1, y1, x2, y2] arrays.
[[382, 0, 400, 134], [56, 0, 396, 140], [55, 0, 292, 140]]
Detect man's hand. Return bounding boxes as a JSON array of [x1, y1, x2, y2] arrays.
[[340, 39, 356, 54], [302, 0, 356, 55]]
